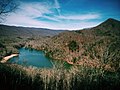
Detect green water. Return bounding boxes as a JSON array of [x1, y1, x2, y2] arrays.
[[9, 48, 53, 68]]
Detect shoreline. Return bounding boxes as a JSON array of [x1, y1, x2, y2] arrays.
[[1, 54, 19, 63]]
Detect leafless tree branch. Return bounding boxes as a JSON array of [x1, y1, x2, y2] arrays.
[[0, 0, 19, 22]]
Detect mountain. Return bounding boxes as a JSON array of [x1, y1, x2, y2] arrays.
[[30, 18, 119, 71], [94, 18, 120, 36], [0, 24, 65, 37], [75, 18, 120, 36], [0, 18, 120, 71]]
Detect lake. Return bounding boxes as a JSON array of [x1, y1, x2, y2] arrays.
[[9, 48, 53, 68]]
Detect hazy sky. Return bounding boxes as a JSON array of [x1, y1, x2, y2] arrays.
[[3, 0, 120, 30]]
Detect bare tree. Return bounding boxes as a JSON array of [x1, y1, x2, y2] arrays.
[[0, 0, 18, 22]]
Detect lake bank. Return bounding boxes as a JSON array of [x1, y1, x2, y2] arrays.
[[8, 48, 53, 68], [1, 54, 19, 63], [0, 47, 71, 68]]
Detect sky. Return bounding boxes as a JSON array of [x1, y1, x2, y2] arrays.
[[2, 0, 120, 30]]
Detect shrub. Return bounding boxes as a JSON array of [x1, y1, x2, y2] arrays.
[[68, 40, 79, 52]]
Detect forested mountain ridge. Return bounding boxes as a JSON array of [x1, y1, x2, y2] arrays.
[[0, 24, 65, 37], [25, 18, 120, 71]]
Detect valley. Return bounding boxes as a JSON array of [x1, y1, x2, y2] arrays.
[[0, 18, 120, 90], [25, 18, 120, 71]]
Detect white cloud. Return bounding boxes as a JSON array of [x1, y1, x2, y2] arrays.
[[4, 13, 100, 30], [54, 0, 61, 16], [3, 1, 101, 30], [42, 15, 61, 22], [54, 0, 60, 8], [19, 2, 53, 18], [3, 2, 55, 27], [57, 13, 100, 20], [4, 14, 50, 27], [42, 21, 100, 30]]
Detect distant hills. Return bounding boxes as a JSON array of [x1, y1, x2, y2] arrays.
[[1, 18, 119, 37], [0, 25, 65, 37]]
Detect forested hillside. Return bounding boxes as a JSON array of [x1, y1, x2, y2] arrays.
[[26, 18, 120, 71], [0, 25, 65, 60]]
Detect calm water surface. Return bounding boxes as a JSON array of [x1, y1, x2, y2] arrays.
[[9, 48, 53, 68]]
